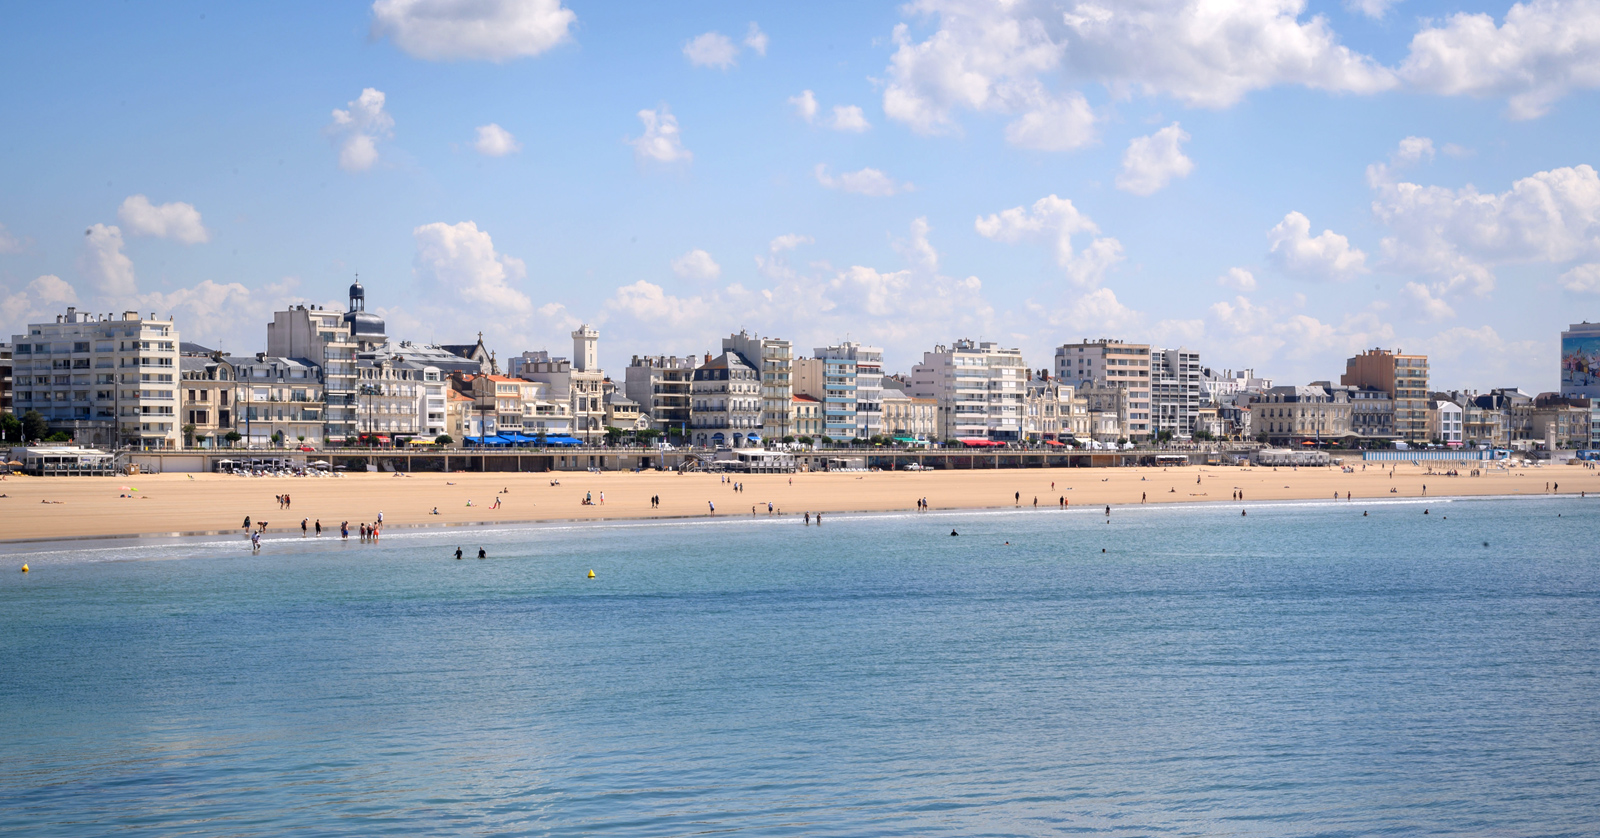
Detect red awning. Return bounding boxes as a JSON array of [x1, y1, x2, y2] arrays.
[[958, 438, 988, 447], [1043, 440, 1066, 447]]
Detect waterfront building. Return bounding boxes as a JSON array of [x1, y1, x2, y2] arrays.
[[1199, 367, 1271, 405], [1531, 393, 1593, 448], [1077, 382, 1128, 442], [1149, 347, 1201, 437], [812, 342, 882, 439], [9, 308, 181, 449], [722, 330, 793, 441], [794, 355, 858, 441], [1249, 385, 1352, 446], [444, 389, 485, 441], [1341, 348, 1430, 443], [228, 354, 324, 447], [911, 339, 1025, 441], [879, 380, 937, 441], [179, 344, 236, 448], [1325, 384, 1396, 444], [0, 342, 12, 416], [1054, 339, 1152, 439], [1427, 397, 1464, 446], [342, 277, 388, 354], [690, 351, 763, 448], [511, 326, 606, 444], [1561, 321, 1600, 400], [1023, 373, 1088, 442], [267, 303, 359, 444], [791, 393, 823, 438], [624, 354, 698, 437], [601, 386, 646, 435]]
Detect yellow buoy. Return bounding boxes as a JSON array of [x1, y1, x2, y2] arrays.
[[20, 564, 28, 573], [587, 569, 595, 579]]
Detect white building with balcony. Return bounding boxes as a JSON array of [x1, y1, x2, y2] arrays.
[[910, 339, 1026, 442]]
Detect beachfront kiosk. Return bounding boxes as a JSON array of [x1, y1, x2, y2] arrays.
[[9, 445, 117, 476]]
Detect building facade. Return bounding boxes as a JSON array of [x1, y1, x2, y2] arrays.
[[229, 354, 324, 447], [1249, 385, 1352, 446], [791, 394, 823, 438], [624, 354, 698, 436], [267, 303, 359, 443], [1055, 339, 1152, 439], [814, 342, 882, 439], [690, 351, 763, 448], [9, 308, 181, 449], [1149, 347, 1201, 437], [911, 339, 1025, 441], [1342, 348, 1430, 443], [1561, 321, 1600, 400], [879, 382, 937, 441], [722, 330, 793, 441], [179, 346, 236, 448], [512, 327, 607, 444]]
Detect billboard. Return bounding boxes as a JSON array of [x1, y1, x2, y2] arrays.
[[1561, 334, 1600, 396]]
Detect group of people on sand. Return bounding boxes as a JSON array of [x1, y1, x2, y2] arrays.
[[245, 509, 385, 548], [275, 493, 292, 509]]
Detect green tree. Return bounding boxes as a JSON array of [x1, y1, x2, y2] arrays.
[[182, 424, 196, 447], [638, 428, 662, 443], [22, 410, 49, 442], [1156, 429, 1174, 443], [0, 412, 20, 443], [224, 430, 242, 447], [780, 435, 795, 444], [46, 431, 72, 442], [271, 431, 283, 446], [604, 426, 624, 445], [435, 434, 454, 446], [797, 435, 814, 445]]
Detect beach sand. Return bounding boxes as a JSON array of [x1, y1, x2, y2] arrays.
[[1, 460, 1594, 542]]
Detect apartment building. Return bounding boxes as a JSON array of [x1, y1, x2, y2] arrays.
[[813, 341, 882, 439], [267, 303, 358, 443], [791, 394, 823, 438], [1023, 375, 1088, 442], [1250, 385, 1352, 446], [1427, 398, 1464, 446], [0, 342, 12, 416], [722, 330, 793, 441], [624, 354, 698, 436], [794, 355, 857, 440], [9, 308, 181, 449], [1149, 347, 1201, 437], [229, 354, 324, 447], [511, 326, 607, 444], [1055, 339, 1152, 439], [911, 339, 1025, 441], [1342, 348, 1429, 443], [1561, 320, 1600, 399], [690, 351, 763, 448], [879, 381, 937, 441], [179, 345, 236, 448]]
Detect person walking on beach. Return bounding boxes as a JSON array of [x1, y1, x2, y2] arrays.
[[301, 518, 308, 537], [315, 519, 322, 536], [708, 501, 715, 515], [1142, 492, 1146, 503], [377, 510, 384, 524], [341, 521, 348, 539], [251, 531, 261, 552], [285, 494, 291, 510], [243, 515, 251, 532], [1015, 491, 1020, 507]]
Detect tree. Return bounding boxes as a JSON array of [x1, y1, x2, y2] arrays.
[[271, 431, 283, 446], [797, 435, 814, 445], [1193, 429, 1214, 441], [182, 424, 197, 447], [819, 435, 834, 446], [435, 434, 453, 446], [1256, 432, 1270, 443], [638, 428, 662, 444], [296, 435, 306, 443], [46, 431, 72, 442], [0, 412, 20, 443], [1156, 429, 1174, 443], [224, 430, 242, 447], [21, 410, 48, 443], [780, 435, 795, 444], [604, 426, 624, 445]]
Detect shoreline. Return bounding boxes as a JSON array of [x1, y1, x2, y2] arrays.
[[1, 459, 1592, 548]]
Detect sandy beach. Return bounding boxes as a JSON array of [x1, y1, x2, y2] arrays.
[[1, 460, 1595, 543]]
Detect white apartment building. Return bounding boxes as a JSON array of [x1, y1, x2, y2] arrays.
[[512, 326, 606, 444], [911, 339, 1026, 441], [229, 355, 324, 447], [1024, 377, 1089, 442], [723, 330, 793, 441], [267, 303, 358, 443], [814, 342, 882, 439], [1200, 367, 1272, 405], [1150, 347, 1202, 438], [1055, 339, 1152, 440], [690, 350, 763, 448], [352, 356, 441, 441], [9, 308, 181, 449], [1428, 398, 1464, 446], [624, 354, 698, 435]]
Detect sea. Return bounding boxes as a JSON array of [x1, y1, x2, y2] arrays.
[[1, 496, 1597, 836]]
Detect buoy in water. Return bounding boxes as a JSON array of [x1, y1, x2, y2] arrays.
[[587, 569, 595, 579], [20, 564, 27, 573]]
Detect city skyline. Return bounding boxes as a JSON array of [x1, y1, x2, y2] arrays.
[[3, 1, 1599, 390]]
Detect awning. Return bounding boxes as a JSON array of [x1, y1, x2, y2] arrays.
[[894, 436, 917, 443], [467, 435, 510, 446], [499, 433, 534, 443], [958, 438, 1003, 448], [540, 435, 582, 446], [746, 434, 762, 442], [1043, 440, 1066, 447]]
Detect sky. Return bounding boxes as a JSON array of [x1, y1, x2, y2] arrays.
[[2, 0, 1598, 392]]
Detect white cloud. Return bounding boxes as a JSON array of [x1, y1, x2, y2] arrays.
[[1345, 0, 1400, 19], [1419, 324, 1543, 387], [814, 164, 912, 197], [136, 278, 304, 351], [1399, 0, 1600, 119], [1001, 91, 1095, 151], [411, 221, 533, 315], [1115, 122, 1194, 195], [327, 88, 393, 172], [629, 106, 692, 164], [1, 275, 80, 336], [1560, 263, 1600, 293], [1206, 294, 1395, 365], [473, 123, 521, 156], [1218, 267, 1257, 291], [829, 105, 871, 132], [1371, 162, 1600, 297], [371, 0, 575, 62], [684, 31, 739, 68], [894, 217, 940, 272], [671, 249, 722, 281], [975, 194, 1123, 285], [1394, 135, 1435, 164], [79, 224, 136, 298], [882, 0, 1392, 146], [117, 195, 210, 244], [769, 234, 813, 253], [1267, 211, 1368, 280], [1400, 281, 1456, 321], [744, 22, 768, 56], [0, 222, 24, 253], [789, 90, 819, 122]]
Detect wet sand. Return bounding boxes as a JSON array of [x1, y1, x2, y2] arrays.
[[1, 460, 1594, 543]]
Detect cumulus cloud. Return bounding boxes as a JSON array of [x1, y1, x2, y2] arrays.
[[1345, 0, 1401, 18], [1, 275, 80, 335], [829, 105, 871, 132], [79, 224, 137, 298], [671, 249, 722, 281], [1371, 159, 1600, 297], [744, 22, 768, 56], [1217, 267, 1257, 291], [135, 277, 304, 351], [117, 195, 210, 244], [769, 234, 813, 253], [1400, 281, 1456, 321], [814, 164, 911, 197], [1561, 263, 1600, 293], [1267, 211, 1368, 280], [1399, 0, 1600, 119], [1206, 294, 1395, 365], [327, 88, 394, 172], [371, 0, 575, 62], [0, 222, 25, 254], [629, 106, 692, 164], [1116, 122, 1194, 195], [882, 0, 1392, 147], [412, 221, 533, 315], [684, 31, 738, 68], [975, 194, 1123, 285], [789, 90, 819, 122], [473, 123, 521, 156]]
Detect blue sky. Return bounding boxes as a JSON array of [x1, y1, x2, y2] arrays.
[[2, 0, 1597, 392]]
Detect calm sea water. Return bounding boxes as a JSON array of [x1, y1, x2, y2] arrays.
[[1, 497, 1597, 836]]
